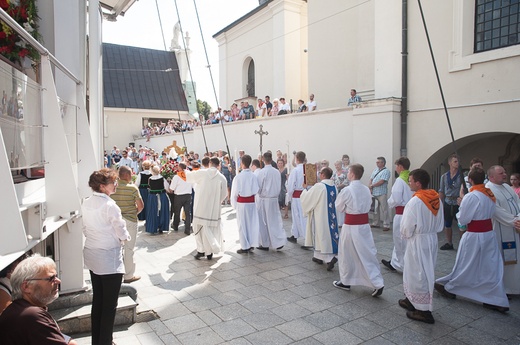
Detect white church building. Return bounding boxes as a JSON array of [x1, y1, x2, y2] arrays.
[[136, 0, 520, 188]]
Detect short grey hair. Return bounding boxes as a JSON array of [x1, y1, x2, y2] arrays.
[[10, 254, 56, 300]]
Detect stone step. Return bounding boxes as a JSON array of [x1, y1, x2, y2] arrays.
[[50, 295, 138, 335]]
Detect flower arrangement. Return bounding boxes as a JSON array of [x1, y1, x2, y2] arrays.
[[160, 161, 178, 182], [0, 0, 40, 64]]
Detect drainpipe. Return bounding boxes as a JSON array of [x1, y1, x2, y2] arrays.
[[401, 0, 408, 157]]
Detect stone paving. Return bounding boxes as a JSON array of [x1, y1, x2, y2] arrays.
[[75, 206, 520, 344]]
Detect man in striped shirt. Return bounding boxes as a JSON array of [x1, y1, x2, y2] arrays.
[[111, 166, 144, 283]]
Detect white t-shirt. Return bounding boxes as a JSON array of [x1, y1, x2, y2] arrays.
[[307, 100, 317, 111]]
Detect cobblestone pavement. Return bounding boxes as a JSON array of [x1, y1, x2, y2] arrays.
[[75, 205, 520, 344]]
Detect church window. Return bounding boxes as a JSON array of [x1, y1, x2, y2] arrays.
[[475, 0, 520, 52]]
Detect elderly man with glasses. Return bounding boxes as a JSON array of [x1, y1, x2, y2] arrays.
[[0, 254, 77, 344]]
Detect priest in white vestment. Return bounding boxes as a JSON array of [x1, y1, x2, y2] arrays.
[[286, 151, 307, 243], [230, 154, 260, 253], [436, 168, 509, 313], [186, 157, 228, 259], [333, 164, 384, 297], [383, 157, 412, 272], [256, 152, 287, 250], [301, 167, 339, 270], [486, 165, 520, 295]]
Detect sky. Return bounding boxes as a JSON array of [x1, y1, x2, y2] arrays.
[[102, 0, 259, 110]]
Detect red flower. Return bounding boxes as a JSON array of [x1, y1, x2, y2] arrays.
[[18, 48, 29, 57], [0, 0, 8, 10], [19, 7, 28, 20], [0, 46, 12, 53], [0, 32, 6, 39]]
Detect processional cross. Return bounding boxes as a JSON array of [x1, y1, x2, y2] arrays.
[[254, 124, 268, 157]]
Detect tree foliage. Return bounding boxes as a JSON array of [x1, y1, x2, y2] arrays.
[[197, 99, 211, 120]]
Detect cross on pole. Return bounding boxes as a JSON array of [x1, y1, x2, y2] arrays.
[[254, 124, 269, 157]]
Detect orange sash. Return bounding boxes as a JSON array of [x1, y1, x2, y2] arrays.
[[414, 189, 440, 216], [469, 184, 496, 202], [177, 171, 187, 181]]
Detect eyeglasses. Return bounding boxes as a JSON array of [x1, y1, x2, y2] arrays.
[[27, 274, 59, 283]]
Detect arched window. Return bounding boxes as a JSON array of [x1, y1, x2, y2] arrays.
[[246, 59, 255, 97]]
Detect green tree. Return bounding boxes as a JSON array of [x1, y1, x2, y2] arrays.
[[197, 99, 212, 120]]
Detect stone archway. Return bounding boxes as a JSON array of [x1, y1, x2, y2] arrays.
[[499, 134, 520, 174]]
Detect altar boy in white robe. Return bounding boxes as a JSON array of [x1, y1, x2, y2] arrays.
[[286, 151, 307, 243], [256, 152, 287, 251], [230, 154, 259, 254], [398, 169, 443, 324], [435, 167, 509, 313], [333, 164, 384, 297], [383, 157, 413, 272], [301, 167, 339, 270]]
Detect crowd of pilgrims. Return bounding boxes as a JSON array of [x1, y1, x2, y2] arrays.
[[103, 145, 520, 326]]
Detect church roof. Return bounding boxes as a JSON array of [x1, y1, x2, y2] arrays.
[[213, 0, 273, 38], [103, 43, 188, 112]]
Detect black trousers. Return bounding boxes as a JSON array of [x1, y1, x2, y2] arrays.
[[90, 271, 123, 345], [167, 193, 176, 219], [173, 193, 192, 231]]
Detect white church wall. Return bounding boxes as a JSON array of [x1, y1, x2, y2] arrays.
[[307, 0, 375, 109]]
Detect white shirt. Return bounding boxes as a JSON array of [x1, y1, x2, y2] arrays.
[[119, 157, 133, 167], [280, 103, 291, 112], [82, 192, 130, 275], [169, 174, 193, 195], [307, 100, 317, 111]]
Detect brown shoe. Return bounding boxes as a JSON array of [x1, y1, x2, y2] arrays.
[[123, 276, 141, 284], [383, 227, 390, 231], [406, 310, 435, 324], [398, 298, 416, 311], [434, 283, 456, 299]]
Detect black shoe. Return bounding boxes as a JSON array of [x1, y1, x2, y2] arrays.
[[276, 246, 284, 250], [333, 281, 350, 291], [372, 286, 384, 297], [301, 245, 313, 250], [326, 257, 338, 271], [256, 246, 269, 251], [287, 236, 297, 243], [440, 243, 454, 250], [312, 257, 324, 264], [406, 310, 435, 324], [207, 253, 213, 260], [184, 230, 191, 235], [434, 283, 456, 299], [483, 303, 509, 313], [237, 248, 251, 254], [171, 224, 178, 231], [381, 259, 396, 271], [399, 298, 416, 311], [194, 252, 205, 260]]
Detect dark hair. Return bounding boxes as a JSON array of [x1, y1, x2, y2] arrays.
[[448, 153, 459, 162], [201, 156, 210, 167], [410, 169, 430, 189], [263, 152, 273, 164], [179, 162, 187, 170], [295, 151, 306, 163], [320, 167, 333, 179], [377, 156, 386, 165], [88, 168, 117, 193], [468, 167, 486, 185], [241, 154, 252, 168], [210, 157, 220, 167], [469, 157, 483, 167], [349, 164, 364, 179], [252, 159, 261, 168], [342, 154, 350, 160], [394, 157, 410, 170]]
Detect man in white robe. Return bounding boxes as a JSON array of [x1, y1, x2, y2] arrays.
[[333, 164, 384, 297], [230, 154, 259, 254], [256, 152, 287, 250], [436, 167, 509, 313], [186, 157, 227, 260], [287, 151, 307, 243], [301, 167, 339, 270], [383, 157, 413, 272], [486, 165, 520, 296], [399, 169, 443, 324]]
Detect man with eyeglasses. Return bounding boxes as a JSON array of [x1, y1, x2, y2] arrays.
[[119, 150, 133, 169], [0, 254, 77, 344]]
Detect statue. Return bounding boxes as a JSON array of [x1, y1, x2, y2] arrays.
[[170, 22, 181, 50]]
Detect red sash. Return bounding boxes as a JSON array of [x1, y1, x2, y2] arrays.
[[344, 213, 369, 225], [467, 219, 492, 233], [292, 190, 303, 198], [237, 195, 255, 203], [395, 206, 405, 215]]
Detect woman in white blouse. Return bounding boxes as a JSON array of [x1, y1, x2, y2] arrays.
[[82, 168, 130, 345]]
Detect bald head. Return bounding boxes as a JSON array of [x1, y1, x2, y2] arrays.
[[487, 165, 507, 185]]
